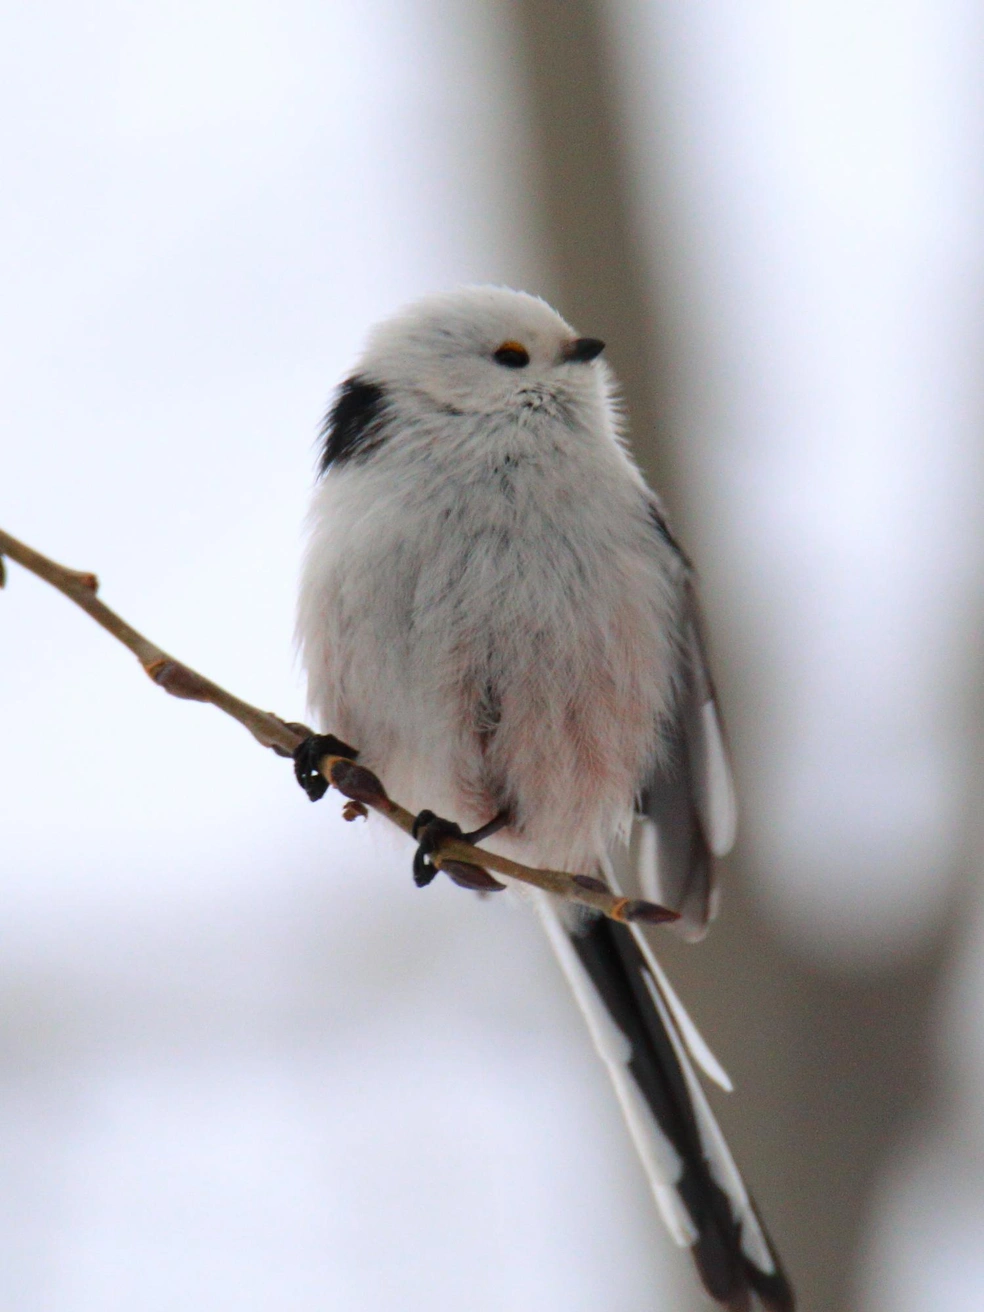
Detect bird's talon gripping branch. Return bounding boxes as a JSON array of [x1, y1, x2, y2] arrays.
[[411, 809, 510, 891], [293, 732, 358, 802], [411, 809, 460, 887]]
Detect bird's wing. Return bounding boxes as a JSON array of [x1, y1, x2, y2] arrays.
[[536, 893, 794, 1312], [637, 508, 737, 940]]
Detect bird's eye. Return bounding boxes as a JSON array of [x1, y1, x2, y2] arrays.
[[493, 341, 530, 368]]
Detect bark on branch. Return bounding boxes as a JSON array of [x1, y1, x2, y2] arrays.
[[0, 526, 675, 926]]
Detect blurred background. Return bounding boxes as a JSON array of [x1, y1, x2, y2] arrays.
[[2, 1, 983, 1308]]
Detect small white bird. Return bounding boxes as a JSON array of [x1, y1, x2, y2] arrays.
[[296, 286, 794, 1311]]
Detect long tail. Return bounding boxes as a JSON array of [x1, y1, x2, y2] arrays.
[[535, 894, 795, 1311]]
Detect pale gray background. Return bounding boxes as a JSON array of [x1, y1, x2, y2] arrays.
[[2, 2, 983, 1309]]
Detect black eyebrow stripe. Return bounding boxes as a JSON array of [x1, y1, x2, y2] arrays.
[[319, 376, 390, 474]]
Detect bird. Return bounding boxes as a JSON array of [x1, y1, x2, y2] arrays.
[[295, 285, 794, 1311]]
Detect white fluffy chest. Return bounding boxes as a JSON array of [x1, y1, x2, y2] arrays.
[[297, 412, 679, 868]]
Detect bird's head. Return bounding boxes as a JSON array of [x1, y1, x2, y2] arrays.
[[358, 285, 607, 419]]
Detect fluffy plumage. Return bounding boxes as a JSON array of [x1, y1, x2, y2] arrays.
[[297, 286, 793, 1310]]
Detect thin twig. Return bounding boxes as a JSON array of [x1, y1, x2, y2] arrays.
[[0, 526, 675, 926]]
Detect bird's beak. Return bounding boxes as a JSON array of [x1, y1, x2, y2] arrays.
[[561, 337, 606, 363]]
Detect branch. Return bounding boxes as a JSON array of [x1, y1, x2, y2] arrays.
[[0, 527, 675, 927]]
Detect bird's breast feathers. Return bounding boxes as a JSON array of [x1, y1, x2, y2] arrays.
[[298, 402, 680, 869]]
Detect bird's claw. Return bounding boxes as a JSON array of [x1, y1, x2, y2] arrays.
[[292, 733, 358, 801], [411, 810, 463, 887]]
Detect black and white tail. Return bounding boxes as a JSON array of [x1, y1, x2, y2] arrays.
[[536, 895, 795, 1311]]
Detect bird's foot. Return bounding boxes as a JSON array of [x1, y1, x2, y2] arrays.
[[292, 733, 359, 801], [411, 811, 462, 887], [410, 808, 511, 890]]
